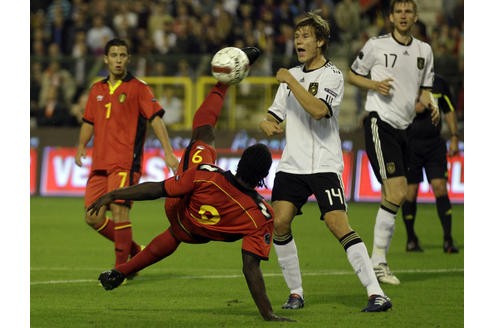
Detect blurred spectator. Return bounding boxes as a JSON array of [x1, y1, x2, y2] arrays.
[[147, 2, 173, 38], [39, 60, 76, 111], [170, 19, 201, 55], [112, 1, 138, 40], [152, 17, 177, 55], [175, 58, 195, 79], [160, 87, 183, 126], [335, 0, 361, 44], [71, 30, 90, 95], [86, 14, 115, 55], [45, 0, 72, 28], [37, 85, 73, 127], [31, 62, 44, 127], [49, 8, 70, 54]]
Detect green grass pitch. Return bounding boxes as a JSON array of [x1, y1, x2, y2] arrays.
[[30, 197, 464, 327]]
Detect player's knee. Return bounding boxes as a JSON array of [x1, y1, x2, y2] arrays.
[[85, 213, 103, 228], [431, 179, 448, 196], [323, 211, 351, 237]]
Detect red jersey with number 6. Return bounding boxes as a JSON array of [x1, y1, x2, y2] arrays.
[[83, 72, 164, 172], [164, 164, 274, 260]]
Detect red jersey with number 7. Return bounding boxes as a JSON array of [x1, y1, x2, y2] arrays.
[[164, 164, 274, 260], [83, 72, 164, 172]]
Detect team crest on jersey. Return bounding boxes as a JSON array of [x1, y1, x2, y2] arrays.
[[308, 82, 318, 96], [417, 57, 425, 69], [96, 95, 104, 102], [118, 93, 127, 103], [386, 162, 396, 175]]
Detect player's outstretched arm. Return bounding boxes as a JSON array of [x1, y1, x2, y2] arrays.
[[242, 251, 295, 322], [87, 181, 165, 215]]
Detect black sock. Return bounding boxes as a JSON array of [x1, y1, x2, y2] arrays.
[[402, 200, 417, 241], [436, 195, 452, 242]]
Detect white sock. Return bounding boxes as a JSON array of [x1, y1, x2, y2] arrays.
[[371, 208, 396, 266], [346, 242, 384, 297], [274, 238, 303, 298]]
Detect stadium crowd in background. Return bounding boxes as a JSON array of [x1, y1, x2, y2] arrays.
[[30, 0, 464, 129]]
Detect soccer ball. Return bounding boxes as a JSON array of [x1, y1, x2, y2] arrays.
[[211, 47, 250, 85]]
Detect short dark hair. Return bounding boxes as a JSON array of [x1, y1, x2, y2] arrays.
[[390, 0, 417, 14], [104, 39, 129, 56], [236, 143, 272, 188], [295, 12, 330, 53]]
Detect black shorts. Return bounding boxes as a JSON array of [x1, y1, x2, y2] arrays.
[[363, 112, 408, 184], [406, 136, 448, 184], [271, 171, 347, 219]]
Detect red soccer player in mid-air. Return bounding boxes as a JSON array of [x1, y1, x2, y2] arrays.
[[88, 47, 293, 322]]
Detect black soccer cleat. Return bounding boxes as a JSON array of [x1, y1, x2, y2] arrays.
[[281, 293, 304, 309], [362, 295, 392, 312], [406, 237, 423, 252], [443, 239, 459, 253], [241, 47, 262, 65], [98, 269, 126, 290]]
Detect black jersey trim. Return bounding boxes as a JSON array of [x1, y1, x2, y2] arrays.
[[319, 98, 333, 118], [149, 108, 165, 121], [267, 111, 283, 123], [391, 32, 413, 46], [350, 67, 368, 78], [82, 118, 94, 125], [302, 59, 329, 73]]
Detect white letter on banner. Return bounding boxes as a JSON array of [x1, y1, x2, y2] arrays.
[[53, 156, 72, 187], [369, 162, 382, 192], [72, 162, 90, 187], [142, 156, 166, 182]]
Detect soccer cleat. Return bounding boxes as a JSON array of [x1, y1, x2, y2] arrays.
[[374, 263, 400, 285], [241, 47, 261, 65], [98, 269, 126, 290], [362, 295, 392, 312], [443, 239, 459, 253], [406, 238, 423, 252], [281, 293, 304, 309]]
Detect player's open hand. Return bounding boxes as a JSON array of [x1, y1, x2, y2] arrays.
[[429, 104, 440, 126], [75, 147, 86, 167], [165, 153, 180, 175], [374, 78, 394, 96], [448, 136, 459, 157], [259, 119, 284, 137], [87, 192, 114, 216]]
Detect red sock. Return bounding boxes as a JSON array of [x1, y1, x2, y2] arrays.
[[94, 217, 141, 256], [95, 217, 114, 241], [114, 221, 133, 266], [192, 82, 229, 129], [116, 229, 180, 276]]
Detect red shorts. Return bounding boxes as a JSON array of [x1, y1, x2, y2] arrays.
[[84, 169, 141, 208]]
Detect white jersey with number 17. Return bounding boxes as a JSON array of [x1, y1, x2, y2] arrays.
[[268, 61, 344, 175], [351, 33, 434, 129]]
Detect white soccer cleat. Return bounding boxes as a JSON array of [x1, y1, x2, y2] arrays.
[[374, 263, 400, 285]]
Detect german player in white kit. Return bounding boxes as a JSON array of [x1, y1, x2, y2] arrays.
[[348, 0, 440, 285], [259, 11, 392, 313]]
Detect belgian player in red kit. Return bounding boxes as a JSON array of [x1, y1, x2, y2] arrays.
[[88, 47, 292, 321], [75, 39, 179, 267]]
